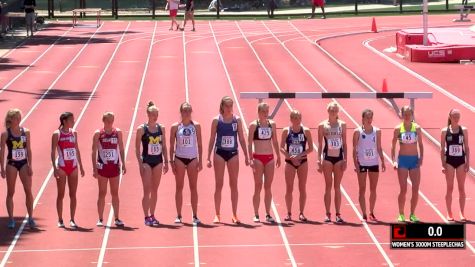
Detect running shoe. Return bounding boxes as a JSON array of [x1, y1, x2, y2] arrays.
[[335, 214, 344, 223], [28, 218, 37, 228], [265, 214, 275, 223], [231, 216, 240, 224], [213, 214, 221, 224], [361, 214, 368, 222], [114, 219, 125, 227], [150, 215, 159, 226], [7, 219, 15, 229], [145, 216, 153, 226], [298, 213, 308, 222], [192, 216, 201, 225], [324, 213, 331, 223], [96, 219, 104, 227], [397, 214, 406, 222], [409, 214, 419, 223], [369, 213, 377, 222], [447, 214, 455, 222], [460, 213, 467, 222], [253, 215, 260, 223], [57, 219, 65, 228], [174, 215, 183, 224], [69, 220, 77, 228], [284, 213, 292, 221]]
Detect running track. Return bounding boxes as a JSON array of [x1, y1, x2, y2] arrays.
[[0, 15, 473, 266]]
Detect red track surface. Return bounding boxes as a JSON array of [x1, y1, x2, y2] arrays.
[[0, 15, 473, 267]]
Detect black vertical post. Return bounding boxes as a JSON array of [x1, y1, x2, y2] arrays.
[[399, 0, 403, 13], [111, 0, 115, 18], [80, 0, 85, 18], [446, 0, 448, 10], [47, 0, 52, 18], [115, 0, 119, 19], [354, 0, 358, 15], [152, 0, 156, 19], [217, 0, 220, 19]]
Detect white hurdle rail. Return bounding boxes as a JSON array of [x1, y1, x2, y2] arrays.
[[240, 92, 433, 119]]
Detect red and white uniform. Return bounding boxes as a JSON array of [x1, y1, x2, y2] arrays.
[[97, 128, 120, 178], [57, 129, 78, 175]]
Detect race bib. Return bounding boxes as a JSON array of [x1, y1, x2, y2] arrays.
[[221, 136, 235, 148], [63, 148, 77, 161], [289, 144, 303, 156], [449, 145, 463, 157], [148, 143, 162, 155], [102, 149, 117, 161], [401, 132, 416, 144], [181, 136, 193, 147], [328, 138, 342, 150], [12, 149, 26, 161], [258, 127, 272, 139], [363, 148, 376, 160]]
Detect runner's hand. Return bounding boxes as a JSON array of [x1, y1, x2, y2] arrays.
[[53, 168, 60, 179]]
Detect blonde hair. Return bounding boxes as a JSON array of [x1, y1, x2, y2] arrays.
[[257, 102, 269, 113], [327, 101, 339, 112], [180, 102, 192, 113], [102, 111, 115, 122], [327, 101, 339, 119], [5, 109, 21, 129], [147, 101, 159, 113], [400, 105, 413, 116], [290, 109, 301, 120], [219, 96, 233, 114]]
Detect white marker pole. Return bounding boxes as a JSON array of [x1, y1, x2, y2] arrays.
[[423, 0, 429, 46]]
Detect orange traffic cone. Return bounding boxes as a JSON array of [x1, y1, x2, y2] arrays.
[[382, 78, 388, 92], [371, 17, 378, 33]]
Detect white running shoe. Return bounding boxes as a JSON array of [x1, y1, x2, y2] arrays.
[[69, 220, 77, 228], [114, 219, 124, 227], [192, 217, 201, 225]]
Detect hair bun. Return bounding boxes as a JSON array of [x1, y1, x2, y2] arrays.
[[147, 101, 155, 108]]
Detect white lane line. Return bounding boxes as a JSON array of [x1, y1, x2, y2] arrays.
[[363, 37, 475, 113], [0, 27, 75, 95], [1, 242, 401, 253], [0, 22, 131, 267], [260, 20, 394, 267], [290, 23, 475, 177], [96, 21, 157, 267], [210, 20, 297, 267], [182, 28, 201, 267], [20, 26, 103, 124], [288, 21, 475, 255]]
